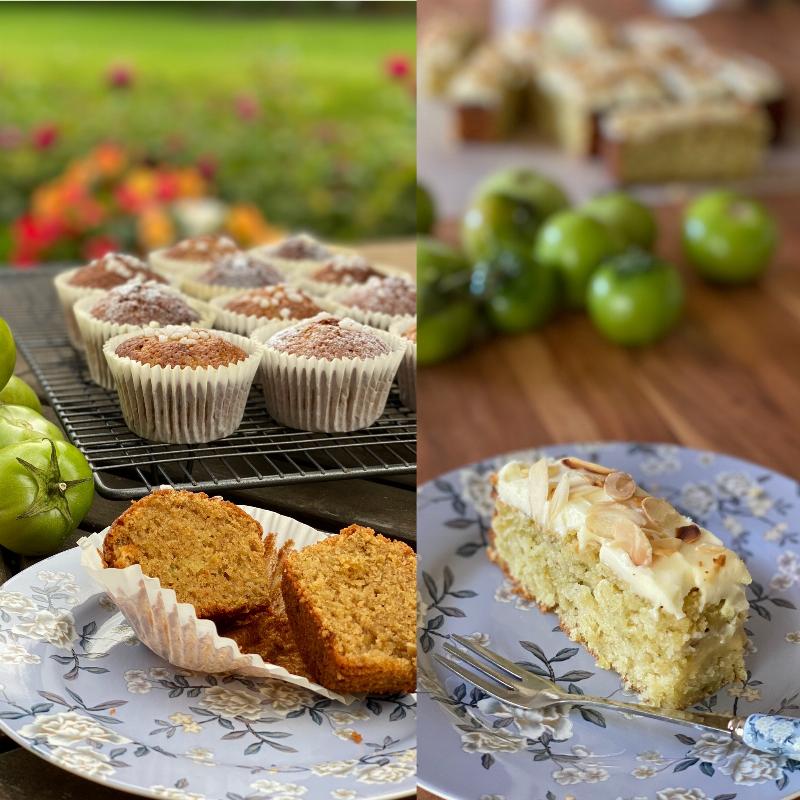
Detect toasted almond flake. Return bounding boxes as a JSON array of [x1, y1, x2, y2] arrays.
[[528, 458, 549, 525], [652, 537, 682, 556], [586, 509, 638, 541], [713, 553, 727, 567], [627, 525, 653, 567], [677, 523, 701, 543], [549, 472, 571, 522], [641, 496, 684, 531], [562, 457, 614, 476], [605, 471, 636, 501]]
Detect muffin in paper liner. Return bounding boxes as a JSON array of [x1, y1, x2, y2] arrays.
[[53, 268, 107, 351], [74, 292, 216, 390], [78, 503, 358, 704], [103, 325, 262, 443], [149, 243, 237, 282], [325, 288, 416, 332], [251, 313, 406, 432], [389, 317, 417, 411], [293, 260, 410, 300], [209, 288, 341, 337], [247, 240, 358, 277]]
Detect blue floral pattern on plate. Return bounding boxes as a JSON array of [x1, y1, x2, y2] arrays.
[[418, 443, 800, 800], [0, 549, 416, 800]]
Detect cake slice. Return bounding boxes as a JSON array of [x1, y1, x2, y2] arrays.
[[489, 457, 752, 708], [218, 535, 309, 677], [102, 489, 275, 624], [281, 524, 416, 694], [600, 101, 768, 184]]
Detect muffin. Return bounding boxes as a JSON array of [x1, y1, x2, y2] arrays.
[[332, 275, 417, 330], [74, 280, 215, 389], [181, 251, 284, 301], [250, 232, 355, 274], [281, 524, 417, 694], [297, 254, 385, 296], [149, 234, 239, 279], [54, 253, 168, 350], [251, 313, 405, 432], [103, 325, 262, 443], [389, 318, 417, 412], [210, 284, 329, 337], [102, 489, 275, 624]]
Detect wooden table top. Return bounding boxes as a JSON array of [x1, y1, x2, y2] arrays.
[[419, 193, 800, 485], [0, 239, 417, 799]]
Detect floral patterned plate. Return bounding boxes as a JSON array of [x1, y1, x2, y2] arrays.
[[0, 547, 416, 800], [418, 443, 800, 800]]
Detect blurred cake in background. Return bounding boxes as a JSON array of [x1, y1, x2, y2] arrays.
[[420, 3, 785, 183]]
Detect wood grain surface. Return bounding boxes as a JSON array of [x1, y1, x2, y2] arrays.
[[420, 193, 800, 484]]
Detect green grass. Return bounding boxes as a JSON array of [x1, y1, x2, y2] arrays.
[[0, 3, 417, 250], [0, 4, 415, 86]]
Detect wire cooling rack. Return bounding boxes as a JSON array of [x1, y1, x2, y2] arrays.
[[0, 267, 416, 499]]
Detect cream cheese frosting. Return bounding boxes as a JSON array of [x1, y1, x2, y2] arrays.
[[496, 458, 751, 618]]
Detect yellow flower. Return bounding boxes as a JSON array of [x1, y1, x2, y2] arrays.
[[137, 206, 174, 251], [225, 203, 283, 247]]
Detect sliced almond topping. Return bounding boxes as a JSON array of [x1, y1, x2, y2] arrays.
[[528, 457, 549, 525], [585, 509, 629, 540], [677, 523, 701, 543], [586, 508, 653, 566], [605, 471, 636, 501], [627, 525, 654, 567], [642, 496, 684, 531], [562, 457, 614, 476], [713, 553, 727, 568], [549, 472, 571, 522], [652, 537, 682, 556]]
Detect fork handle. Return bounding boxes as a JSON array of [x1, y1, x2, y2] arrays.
[[737, 714, 800, 758]]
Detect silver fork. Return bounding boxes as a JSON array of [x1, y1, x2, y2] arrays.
[[435, 634, 800, 758]]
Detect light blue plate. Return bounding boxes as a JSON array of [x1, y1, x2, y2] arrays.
[[0, 548, 416, 800], [418, 443, 800, 800]]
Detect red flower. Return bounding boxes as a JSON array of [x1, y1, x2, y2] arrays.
[[31, 124, 59, 151], [10, 214, 65, 266], [197, 154, 218, 181], [83, 235, 119, 261], [234, 94, 259, 122], [155, 171, 179, 202], [107, 63, 135, 89], [385, 54, 411, 80]]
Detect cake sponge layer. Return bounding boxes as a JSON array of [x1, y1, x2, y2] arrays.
[[490, 499, 747, 708]]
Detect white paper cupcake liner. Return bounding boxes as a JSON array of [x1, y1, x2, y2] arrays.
[[251, 313, 406, 432], [103, 326, 262, 443], [209, 290, 342, 337], [53, 268, 107, 351], [78, 503, 357, 704], [74, 294, 216, 390], [389, 318, 417, 411]]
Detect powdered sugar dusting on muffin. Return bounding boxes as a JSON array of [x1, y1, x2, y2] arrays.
[[341, 276, 416, 316]]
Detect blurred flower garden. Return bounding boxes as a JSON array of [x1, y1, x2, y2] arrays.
[[0, 2, 416, 266]]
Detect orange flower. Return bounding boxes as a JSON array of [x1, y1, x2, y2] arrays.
[[137, 206, 174, 251], [175, 168, 206, 199], [225, 204, 283, 247], [92, 143, 127, 178]]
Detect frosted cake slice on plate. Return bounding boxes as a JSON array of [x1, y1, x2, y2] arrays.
[[489, 456, 752, 708]]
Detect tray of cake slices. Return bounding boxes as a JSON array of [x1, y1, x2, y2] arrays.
[[420, 5, 786, 184]]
